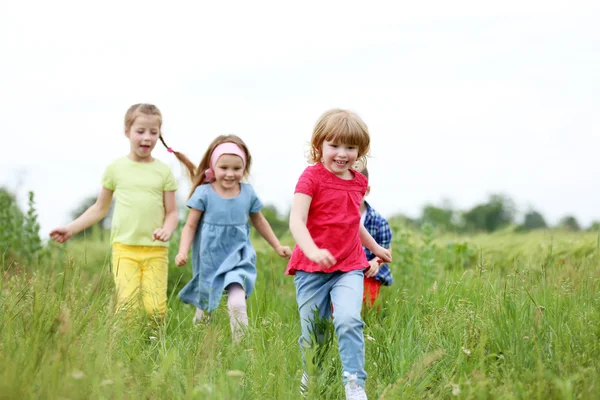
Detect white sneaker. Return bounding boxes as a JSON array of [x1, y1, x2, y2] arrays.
[[343, 372, 367, 400], [300, 371, 310, 398], [192, 310, 211, 325]]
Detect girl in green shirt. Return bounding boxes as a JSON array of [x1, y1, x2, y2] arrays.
[[50, 103, 182, 320]]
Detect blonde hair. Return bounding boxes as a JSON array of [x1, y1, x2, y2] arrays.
[[175, 135, 253, 198], [124, 103, 163, 132], [308, 109, 371, 167], [124, 103, 198, 176]]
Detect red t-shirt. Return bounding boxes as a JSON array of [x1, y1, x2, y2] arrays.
[[286, 163, 369, 275]]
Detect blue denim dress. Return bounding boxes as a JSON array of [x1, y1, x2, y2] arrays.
[[179, 183, 263, 311]]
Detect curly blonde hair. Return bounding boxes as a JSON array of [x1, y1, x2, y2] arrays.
[[308, 109, 370, 168]]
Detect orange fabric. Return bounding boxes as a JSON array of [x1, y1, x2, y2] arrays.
[[363, 276, 381, 307]]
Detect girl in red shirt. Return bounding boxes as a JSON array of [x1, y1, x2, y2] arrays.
[[287, 109, 392, 400]]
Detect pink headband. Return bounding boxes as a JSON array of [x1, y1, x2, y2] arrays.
[[204, 142, 247, 183]]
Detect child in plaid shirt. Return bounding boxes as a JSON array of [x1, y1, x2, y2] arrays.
[[359, 167, 393, 307]]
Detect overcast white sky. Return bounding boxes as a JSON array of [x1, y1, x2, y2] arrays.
[[1, 0, 599, 236]]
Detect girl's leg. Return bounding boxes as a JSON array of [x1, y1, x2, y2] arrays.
[[226, 283, 248, 343], [294, 272, 333, 371], [141, 246, 169, 319], [330, 270, 367, 387], [112, 244, 143, 315]]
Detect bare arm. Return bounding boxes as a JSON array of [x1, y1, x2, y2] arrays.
[[49, 187, 113, 243], [363, 219, 394, 278], [249, 211, 281, 249], [289, 193, 318, 255], [175, 208, 203, 267], [360, 224, 379, 253], [153, 191, 178, 241], [360, 224, 392, 264], [289, 193, 336, 267], [249, 211, 291, 258]]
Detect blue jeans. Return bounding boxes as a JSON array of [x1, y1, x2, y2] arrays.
[[294, 270, 366, 386]]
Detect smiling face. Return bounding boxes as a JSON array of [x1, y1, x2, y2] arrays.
[[125, 114, 161, 162], [213, 153, 245, 193], [309, 109, 370, 174], [320, 140, 359, 179]]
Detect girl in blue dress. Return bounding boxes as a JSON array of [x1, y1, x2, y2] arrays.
[[175, 135, 291, 343]]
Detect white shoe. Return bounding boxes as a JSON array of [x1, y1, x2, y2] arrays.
[[300, 371, 309, 398], [343, 372, 367, 400], [192, 310, 211, 325]]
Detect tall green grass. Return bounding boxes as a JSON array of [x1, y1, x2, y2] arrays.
[[1, 228, 599, 399]]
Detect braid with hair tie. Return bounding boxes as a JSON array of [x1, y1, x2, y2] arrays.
[[159, 136, 174, 153], [159, 135, 197, 183]]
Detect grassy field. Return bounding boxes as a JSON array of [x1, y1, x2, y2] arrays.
[[1, 226, 599, 399]]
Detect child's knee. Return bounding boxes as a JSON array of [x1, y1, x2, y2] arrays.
[[227, 294, 247, 314], [226, 284, 246, 311], [333, 311, 363, 336]]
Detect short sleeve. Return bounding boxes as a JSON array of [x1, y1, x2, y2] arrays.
[[248, 185, 263, 214], [101, 163, 116, 190], [294, 167, 317, 197], [354, 169, 369, 196], [163, 167, 178, 191], [187, 185, 208, 211]]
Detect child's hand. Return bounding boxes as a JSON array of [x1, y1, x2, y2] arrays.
[[153, 228, 171, 242], [49, 227, 72, 244], [308, 248, 336, 268], [365, 258, 381, 278], [175, 252, 188, 267], [276, 245, 292, 259], [373, 246, 392, 264]]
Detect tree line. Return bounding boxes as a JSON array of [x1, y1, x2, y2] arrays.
[[1, 188, 598, 260], [395, 194, 596, 233]]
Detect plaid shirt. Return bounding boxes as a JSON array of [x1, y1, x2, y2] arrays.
[[362, 201, 393, 286]]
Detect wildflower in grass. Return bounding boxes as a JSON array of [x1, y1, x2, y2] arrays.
[[72, 370, 85, 380], [451, 383, 461, 396]]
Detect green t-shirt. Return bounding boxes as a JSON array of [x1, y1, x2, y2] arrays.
[[102, 157, 178, 247]]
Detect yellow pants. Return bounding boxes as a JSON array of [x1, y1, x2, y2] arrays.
[[111, 243, 169, 317]]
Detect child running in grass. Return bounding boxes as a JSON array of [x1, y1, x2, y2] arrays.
[[357, 167, 394, 308], [174, 135, 291, 343], [50, 103, 184, 321], [287, 109, 392, 400]]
